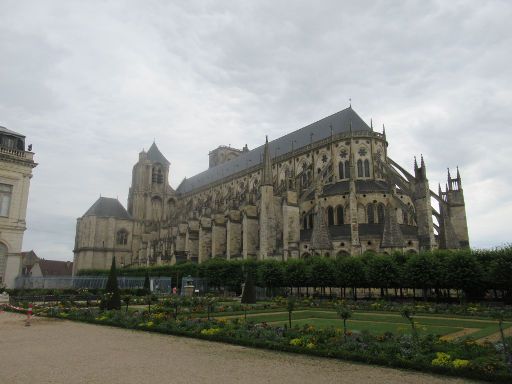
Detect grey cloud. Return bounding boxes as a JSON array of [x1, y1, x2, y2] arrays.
[[0, 0, 509, 259]]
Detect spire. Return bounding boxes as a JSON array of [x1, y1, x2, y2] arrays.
[[447, 167, 451, 181], [414, 156, 418, 170], [382, 124, 386, 137], [438, 183, 442, 196], [456, 166, 461, 180], [370, 118, 373, 129], [420, 154, 425, 168], [261, 136, 273, 186]]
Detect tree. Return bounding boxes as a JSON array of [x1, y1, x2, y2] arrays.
[[287, 296, 296, 328], [284, 259, 307, 295], [241, 272, 256, 304], [401, 306, 417, 340], [335, 257, 365, 300], [258, 260, 284, 297], [336, 303, 352, 342], [365, 254, 398, 298], [404, 253, 440, 300], [143, 270, 151, 294], [443, 251, 484, 302], [102, 257, 121, 310]]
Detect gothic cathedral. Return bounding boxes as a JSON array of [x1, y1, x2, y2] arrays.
[[73, 107, 469, 273]]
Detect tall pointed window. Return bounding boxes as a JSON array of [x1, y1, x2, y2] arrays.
[[344, 161, 350, 179], [327, 206, 334, 226], [403, 210, 409, 225], [364, 159, 370, 177], [338, 162, 344, 179], [336, 206, 344, 225], [357, 159, 363, 177], [377, 203, 385, 223], [367, 204, 375, 224]]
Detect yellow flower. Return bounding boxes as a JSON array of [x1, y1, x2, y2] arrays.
[[305, 342, 316, 349], [432, 352, 451, 367], [289, 338, 302, 346], [452, 359, 470, 369]]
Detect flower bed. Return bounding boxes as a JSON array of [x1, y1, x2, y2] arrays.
[[41, 306, 512, 383]]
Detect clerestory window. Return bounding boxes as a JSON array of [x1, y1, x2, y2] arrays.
[[0, 184, 12, 217]]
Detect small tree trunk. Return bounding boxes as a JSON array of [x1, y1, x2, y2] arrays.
[[288, 311, 292, 328]]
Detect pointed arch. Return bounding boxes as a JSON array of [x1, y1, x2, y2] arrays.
[[357, 159, 363, 177], [344, 161, 350, 179], [377, 203, 385, 223], [335, 205, 344, 225], [327, 206, 334, 226], [364, 159, 370, 177], [338, 161, 344, 179], [367, 203, 375, 224]]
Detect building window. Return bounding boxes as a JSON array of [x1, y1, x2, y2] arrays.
[[152, 168, 163, 184], [0, 184, 12, 217], [403, 211, 408, 225], [344, 161, 350, 179], [367, 204, 374, 224], [336, 206, 344, 225], [303, 215, 308, 229], [308, 213, 313, 229], [338, 162, 344, 179], [377, 203, 385, 223], [327, 206, 334, 226], [116, 230, 128, 245], [364, 159, 370, 177], [357, 159, 363, 177]]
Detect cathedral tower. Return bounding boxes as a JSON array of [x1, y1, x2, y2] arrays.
[[412, 156, 436, 251], [127, 142, 174, 223], [445, 168, 469, 248]]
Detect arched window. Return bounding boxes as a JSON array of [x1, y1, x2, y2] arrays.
[[344, 161, 350, 179], [367, 204, 375, 224], [327, 206, 334, 226], [303, 215, 308, 229], [308, 213, 313, 229], [377, 204, 385, 223], [364, 159, 370, 177], [152, 168, 163, 184], [403, 210, 408, 225], [338, 162, 344, 179], [336, 206, 344, 225], [357, 159, 363, 177], [116, 229, 128, 245]]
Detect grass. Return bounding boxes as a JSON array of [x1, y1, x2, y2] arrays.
[[219, 309, 512, 340]]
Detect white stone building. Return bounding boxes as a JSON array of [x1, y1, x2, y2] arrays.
[[0, 126, 37, 288]]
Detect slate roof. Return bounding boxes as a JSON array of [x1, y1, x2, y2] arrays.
[[147, 142, 170, 165], [177, 107, 371, 194], [39, 259, 73, 277], [84, 197, 132, 219], [0, 126, 25, 138]]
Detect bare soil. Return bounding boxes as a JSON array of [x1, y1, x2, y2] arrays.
[[0, 312, 481, 384]]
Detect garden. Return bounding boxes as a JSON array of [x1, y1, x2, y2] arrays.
[[4, 246, 512, 382]]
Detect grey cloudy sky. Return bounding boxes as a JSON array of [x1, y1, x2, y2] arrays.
[[1, 0, 511, 261]]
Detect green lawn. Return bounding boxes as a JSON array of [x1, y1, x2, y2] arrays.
[[220, 310, 511, 339]]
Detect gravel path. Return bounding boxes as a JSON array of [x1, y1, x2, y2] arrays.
[[0, 312, 481, 384]]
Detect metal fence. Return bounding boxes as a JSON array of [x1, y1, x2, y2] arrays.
[[14, 276, 172, 293]]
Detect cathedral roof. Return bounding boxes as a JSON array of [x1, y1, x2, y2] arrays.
[[177, 107, 371, 194], [83, 197, 132, 220], [147, 142, 170, 166]]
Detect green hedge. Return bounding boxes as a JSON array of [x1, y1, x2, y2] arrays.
[[77, 246, 512, 301]]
